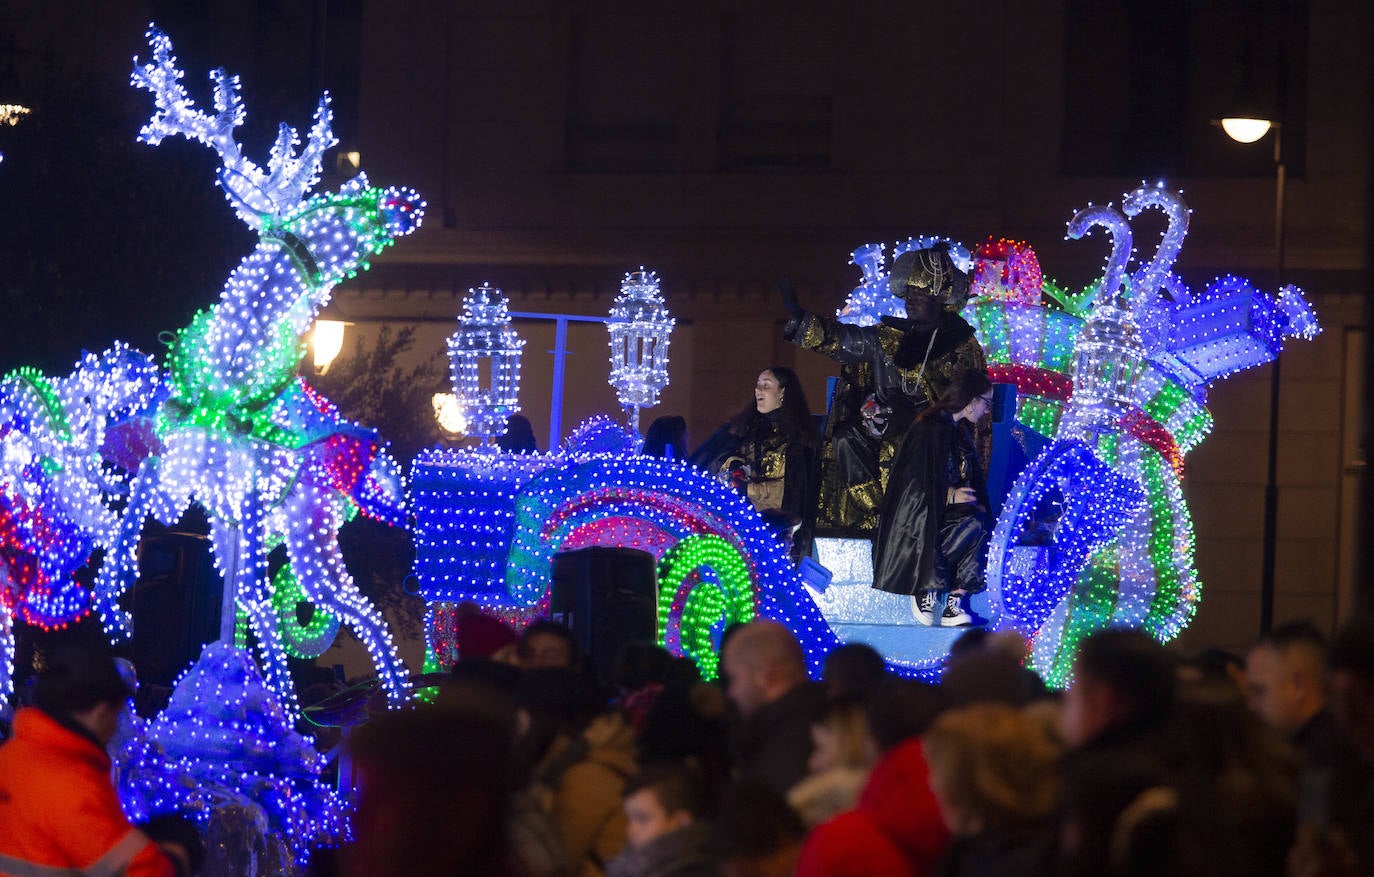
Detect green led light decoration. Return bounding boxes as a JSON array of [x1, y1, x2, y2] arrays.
[[1040, 276, 1099, 317], [3, 369, 73, 441], [656, 534, 757, 680], [1040, 543, 1123, 689], [271, 563, 340, 659]]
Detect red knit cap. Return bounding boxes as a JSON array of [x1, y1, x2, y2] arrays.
[[455, 609, 520, 660]]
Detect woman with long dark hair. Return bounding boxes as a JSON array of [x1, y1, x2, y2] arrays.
[[872, 368, 993, 626], [690, 366, 820, 561]]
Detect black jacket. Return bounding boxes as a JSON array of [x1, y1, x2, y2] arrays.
[[872, 411, 987, 595]]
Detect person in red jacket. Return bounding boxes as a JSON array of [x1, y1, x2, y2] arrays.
[[795, 678, 950, 877], [0, 638, 192, 877]]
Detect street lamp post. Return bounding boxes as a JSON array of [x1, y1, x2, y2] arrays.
[[1220, 115, 1284, 633], [309, 300, 353, 374]]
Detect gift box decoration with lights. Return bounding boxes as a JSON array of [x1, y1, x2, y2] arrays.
[[971, 238, 1043, 306]]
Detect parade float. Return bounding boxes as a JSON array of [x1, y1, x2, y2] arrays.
[[409, 187, 1319, 686], [0, 20, 1324, 873]]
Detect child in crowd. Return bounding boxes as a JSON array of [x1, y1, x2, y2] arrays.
[[787, 697, 873, 827], [605, 765, 717, 877]]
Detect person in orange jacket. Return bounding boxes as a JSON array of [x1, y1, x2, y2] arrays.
[[0, 638, 194, 877]]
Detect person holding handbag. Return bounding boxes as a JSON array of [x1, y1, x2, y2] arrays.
[[690, 366, 820, 562]]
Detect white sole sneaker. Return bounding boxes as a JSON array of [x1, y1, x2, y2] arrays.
[[911, 594, 936, 625], [942, 592, 976, 626]]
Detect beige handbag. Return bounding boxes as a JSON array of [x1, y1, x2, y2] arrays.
[[746, 478, 786, 512]]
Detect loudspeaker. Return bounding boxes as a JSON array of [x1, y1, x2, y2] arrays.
[[550, 547, 657, 684], [130, 532, 224, 698]]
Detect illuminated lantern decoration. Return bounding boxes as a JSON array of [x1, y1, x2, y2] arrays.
[[606, 269, 673, 434], [447, 283, 524, 445], [1058, 204, 1144, 439], [1062, 298, 1145, 439]]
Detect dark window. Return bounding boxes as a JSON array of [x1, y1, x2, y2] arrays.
[[564, 12, 687, 172], [718, 11, 834, 171], [1062, 0, 1306, 178]]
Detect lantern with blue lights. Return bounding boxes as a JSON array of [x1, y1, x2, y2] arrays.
[[448, 283, 525, 445], [606, 269, 674, 434]]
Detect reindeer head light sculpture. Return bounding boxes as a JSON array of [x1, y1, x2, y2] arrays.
[[133, 27, 424, 435], [90, 26, 424, 715]]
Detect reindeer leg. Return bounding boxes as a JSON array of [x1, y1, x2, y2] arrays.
[[283, 482, 411, 707], [94, 458, 186, 641], [241, 594, 301, 720], [209, 498, 301, 719]]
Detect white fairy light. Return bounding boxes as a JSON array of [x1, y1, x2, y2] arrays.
[[606, 268, 674, 433], [447, 283, 524, 445], [87, 25, 422, 715]]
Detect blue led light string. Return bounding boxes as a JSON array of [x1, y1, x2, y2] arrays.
[[408, 444, 839, 677], [116, 643, 350, 869]]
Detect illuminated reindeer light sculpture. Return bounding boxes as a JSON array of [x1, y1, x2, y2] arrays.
[[92, 27, 424, 713]]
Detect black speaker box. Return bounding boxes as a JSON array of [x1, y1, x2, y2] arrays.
[[550, 546, 657, 684]]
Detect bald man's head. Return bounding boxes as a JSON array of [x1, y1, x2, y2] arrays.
[[721, 621, 808, 716], [1245, 621, 1328, 735]]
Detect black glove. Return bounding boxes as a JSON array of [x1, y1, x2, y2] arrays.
[[779, 277, 803, 321]]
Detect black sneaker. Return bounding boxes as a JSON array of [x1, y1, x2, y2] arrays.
[[911, 591, 937, 625], [942, 592, 974, 627]]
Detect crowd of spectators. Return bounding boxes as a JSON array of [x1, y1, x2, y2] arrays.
[[341, 612, 1374, 877], [2, 608, 1369, 876]]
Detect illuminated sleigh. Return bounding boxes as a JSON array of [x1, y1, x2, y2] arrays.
[[409, 185, 1319, 685]]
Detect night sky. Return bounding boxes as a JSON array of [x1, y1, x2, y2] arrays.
[[0, 6, 339, 375]]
